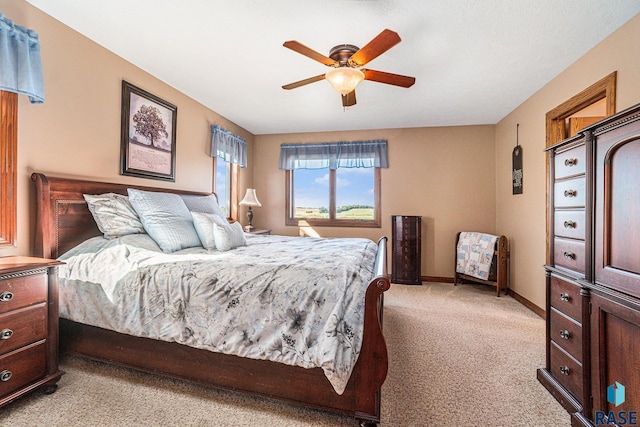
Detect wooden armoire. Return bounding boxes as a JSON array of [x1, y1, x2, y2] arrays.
[[538, 103, 640, 426]]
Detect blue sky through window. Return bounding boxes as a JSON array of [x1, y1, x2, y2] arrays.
[[294, 168, 374, 209]]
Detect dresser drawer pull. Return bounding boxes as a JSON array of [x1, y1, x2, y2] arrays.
[[563, 220, 576, 229], [559, 366, 570, 376], [564, 189, 577, 198], [563, 251, 576, 260], [0, 370, 11, 382], [564, 158, 578, 167], [0, 291, 13, 302], [559, 330, 571, 340], [560, 293, 571, 302], [0, 329, 12, 340]]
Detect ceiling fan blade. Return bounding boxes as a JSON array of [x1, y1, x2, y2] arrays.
[[283, 40, 337, 66], [348, 29, 401, 67], [363, 69, 416, 88], [342, 90, 356, 107], [282, 74, 326, 90]]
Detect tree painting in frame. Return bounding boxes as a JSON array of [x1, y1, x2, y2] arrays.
[[120, 81, 177, 181]]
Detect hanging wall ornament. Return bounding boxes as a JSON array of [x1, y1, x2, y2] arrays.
[[512, 124, 523, 194]]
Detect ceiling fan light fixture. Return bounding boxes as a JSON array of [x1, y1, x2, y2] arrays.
[[325, 67, 364, 95]]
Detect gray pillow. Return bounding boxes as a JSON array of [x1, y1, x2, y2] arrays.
[[213, 219, 247, 251], [181, 194, 225, 218], [127, 188, 202, 253], [191, 211, 218, 251], [84, 193, 145, 239]]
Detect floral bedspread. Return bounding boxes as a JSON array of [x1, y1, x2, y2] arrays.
[[58, 233, 378, 394]]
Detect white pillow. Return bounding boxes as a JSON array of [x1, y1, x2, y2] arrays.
[[191, 211, 218, 251], [213, 220, 247, 251], [83, 193, 145, 239], [127, 188, 202, 253], [181, 194, 225, 219]]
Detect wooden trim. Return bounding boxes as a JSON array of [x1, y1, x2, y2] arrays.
[[0, 91, 17, 247], [421, 276, 454, 284], [506, 288, 545, 318]]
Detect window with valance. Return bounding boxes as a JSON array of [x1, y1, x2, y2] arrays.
[[0, 14, 45, 247], [210, 125, 247, 219], [279, 140, 387, 228]]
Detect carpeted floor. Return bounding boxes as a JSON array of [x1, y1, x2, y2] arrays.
[[0, 282, 570, 426]]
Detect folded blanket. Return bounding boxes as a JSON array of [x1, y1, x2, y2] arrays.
[[456, 232, 498, 280]]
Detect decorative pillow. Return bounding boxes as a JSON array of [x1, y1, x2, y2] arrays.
[[83, 193, 145, 239], [127, 188, 202, 253], [190, 211, 218, 251], [181, 194, 225, 219], [213, 219, 247, 251]]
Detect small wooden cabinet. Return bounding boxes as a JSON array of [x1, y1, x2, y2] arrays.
[[0, 257, 64, 407], [391, 215, 422, 285]]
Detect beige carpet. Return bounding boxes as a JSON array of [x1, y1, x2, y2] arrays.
[[0, 282, 570, 426]]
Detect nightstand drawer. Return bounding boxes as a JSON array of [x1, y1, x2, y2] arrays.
[[550, 308, 582, 362], [550, 341, 583, 400], [550, 276, 582, 321], [0, 303, 47, 355], [0, 274, 47, 313], [0, 341, 46, 397]]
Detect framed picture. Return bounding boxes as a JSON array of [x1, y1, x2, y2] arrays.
[[120, 81, 177, 181]]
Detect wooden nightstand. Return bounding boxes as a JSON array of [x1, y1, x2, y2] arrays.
[[0, 256, 65, 407], [246, 229, 271, 235]]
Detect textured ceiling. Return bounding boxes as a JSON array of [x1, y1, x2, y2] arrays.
[[24, 1, 640, 135]]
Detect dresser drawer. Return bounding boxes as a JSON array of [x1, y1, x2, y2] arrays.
[[0, 303, 47, 355], [550, 341, 583, 400], [555, 144, 586, 179], [550, 276, 583, 320], [0, 274, 47, 313], [0, 341, 46, 397], [553, 238, 585, 275], [550, 308, 582, 362], [554, 210, 585, 240], [554, 177, 585, 208]]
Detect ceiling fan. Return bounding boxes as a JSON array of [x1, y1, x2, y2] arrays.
[[282, 29, 416, 107]]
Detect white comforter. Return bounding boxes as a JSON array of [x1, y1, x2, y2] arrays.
[[58, 233, 378, 394]]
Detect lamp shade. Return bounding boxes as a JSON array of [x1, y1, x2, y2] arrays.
[[239, 188, 261, 207], [325, 67, 365, 95]]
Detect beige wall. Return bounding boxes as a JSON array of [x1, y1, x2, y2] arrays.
[[495, 14, 640, 308], [254, 125, 497, 279], [0, 0, 254, 257]]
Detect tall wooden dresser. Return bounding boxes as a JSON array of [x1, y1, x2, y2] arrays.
[[391, 215, 422, 285], [0, 257, 64, 407], [538, 103, 640, 426]]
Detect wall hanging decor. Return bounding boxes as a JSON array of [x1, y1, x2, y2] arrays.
[[512, 123, 523, 195], [120, 81, 177, 181]]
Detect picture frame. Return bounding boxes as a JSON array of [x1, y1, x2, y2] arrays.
[[120, 81, 177, 181]]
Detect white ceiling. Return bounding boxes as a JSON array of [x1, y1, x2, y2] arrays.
[[24, 1, 640, 135]]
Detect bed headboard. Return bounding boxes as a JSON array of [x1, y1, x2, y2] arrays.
[[32, 173, 211, 259]]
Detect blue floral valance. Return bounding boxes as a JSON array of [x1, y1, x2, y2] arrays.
[[279, 140, 388, 170], [211, 124, 247, 168], [0, 14, 45, 104]]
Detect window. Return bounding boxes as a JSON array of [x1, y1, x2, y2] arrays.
[[0, 91, 17, 246], [281, 140, 386, 228], [211, 125, 246, 221]]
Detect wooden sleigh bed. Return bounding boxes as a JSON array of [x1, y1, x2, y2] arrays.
[[31, 172, 391, 426]]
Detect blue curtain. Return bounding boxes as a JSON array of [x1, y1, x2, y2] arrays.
[[279, 140, 388, 170], [0, 14, 45, 104], [211, 124, 247, 168]]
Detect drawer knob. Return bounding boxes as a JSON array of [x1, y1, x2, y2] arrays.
[[564, 158, 578, 167], [564, 189, 577, 198], [560, 293, 571, 302], [563, 220, 576, 229], [0, 329, 12, 340], [0, 370, 11, 382], [559, 366, 570, 376], [0, 291, 13, 302], [559, 329, 570, 340], [563, 251, 576, 260]]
